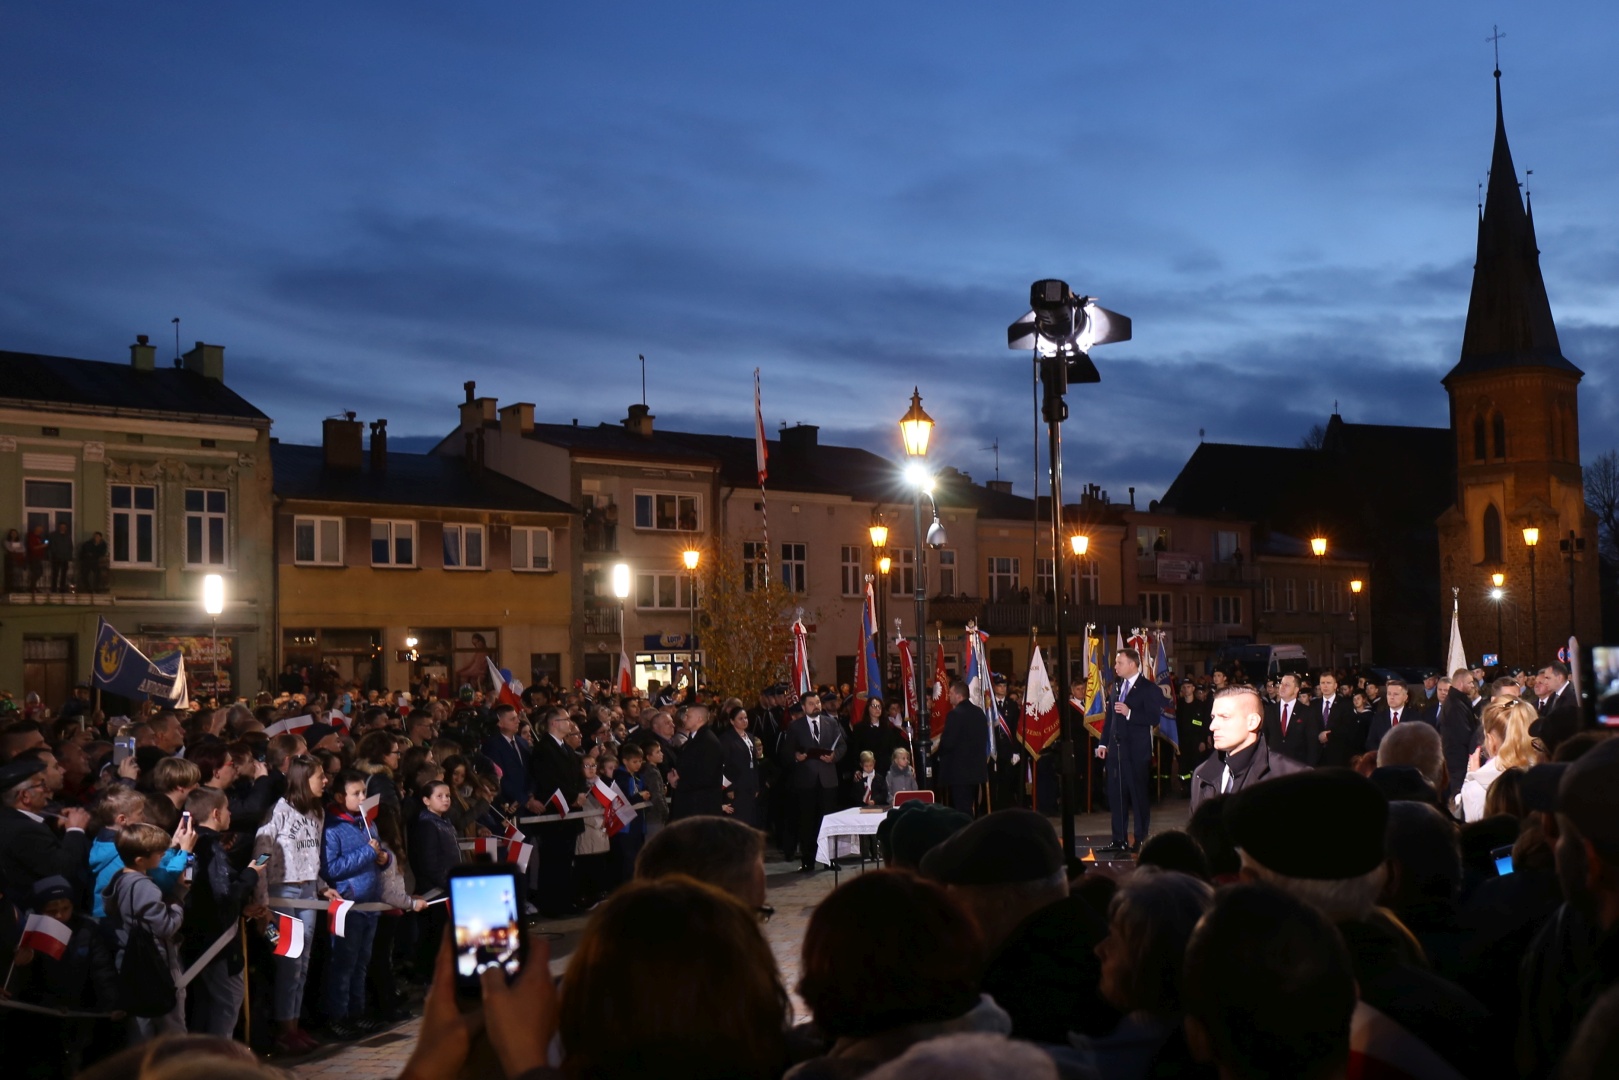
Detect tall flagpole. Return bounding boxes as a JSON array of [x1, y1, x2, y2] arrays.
[[754, 368, 771, 592]]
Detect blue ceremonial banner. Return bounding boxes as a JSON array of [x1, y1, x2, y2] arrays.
[[93, 617, 188, 704]]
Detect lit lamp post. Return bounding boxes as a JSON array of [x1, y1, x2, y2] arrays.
[[682, 549, 701, 690], [1070, 533, 1090, 648], [1349, 579, 1363, 663], [869, 519, 890, 689], [1310, 536, 1329, 669], [899, 388, 934, 785], [1523, 527, 1540, 664], [612, 562, 631, 690], [1490, 572, 1506, 669], [203, 573, 225, 703]]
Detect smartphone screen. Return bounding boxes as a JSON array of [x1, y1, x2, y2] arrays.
[[114, 737, 135, 765], [448, 867, 525, 991], [1492, 844, 1515, 876], [253, 853, 272, 867], [1591, 646, 1619, 727]]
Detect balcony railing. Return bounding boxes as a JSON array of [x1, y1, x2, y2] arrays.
[[1179, 622, 1238, 644], [1205, 562, 1260, 584], [3, 591, 114, 606], [582, 607, 620, 635]]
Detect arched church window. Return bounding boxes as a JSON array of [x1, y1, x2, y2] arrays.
[[1473, 415, 1487, 461], [1493, 413, 1507, 458], [1483, 503, 1503, 564]]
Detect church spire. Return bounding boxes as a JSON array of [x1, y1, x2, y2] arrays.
[[1443, 70, 1579, 386]]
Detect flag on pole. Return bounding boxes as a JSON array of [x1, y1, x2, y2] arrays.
[[505, 839, 534, 873], [617, 647, 635, 696], [91, 617, 188, 705], [474, 836, 502, 858], [20, 912, 71, 961], [964, 623, 1009, 759], [1445, 590, 1468, 677], [1082, 629, 1106, 739], [854, 581, 882, 704], [263, 714, 314, 739], [754, 367, 769, 486], [1021, 645, 1059, 759], [501, 820, 523, 843], [485, 656, 525, 709], [591, 778, 637, 837], [788, 616, 811, 705], [929, 639, 951, 734], [328, 898, 355, 938], [1152, 632, 1179, 750], [546, 789, 570, 816], [271, 912, 305, 958], [896, 629, 919, 723], [359, 793, 381, 826]]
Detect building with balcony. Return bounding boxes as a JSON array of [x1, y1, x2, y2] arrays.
[[272, 415, 574, 696], [1252, 534, 1373, 670], [0, 339, 274, 706]]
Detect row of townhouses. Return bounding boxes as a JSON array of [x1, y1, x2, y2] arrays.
[[0, 339, 1374, 705]]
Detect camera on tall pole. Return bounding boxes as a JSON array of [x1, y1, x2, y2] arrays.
[[1008, 281, 1131, 865]]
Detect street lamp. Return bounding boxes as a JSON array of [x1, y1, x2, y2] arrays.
[[612, 562, 631, 690], [1560, 531, 1585, 646], [682, 549, 701, 689], [203, 573, 225, 702], [869, 519, 890, 689], [1070, 534, 1090, 654], [899, 389, 934, 787], [1491, 572, 1506, 669], [1523, 527, 1540, 664], [1349, 579, 1363, 663], [1310, 537, 1328, 669]]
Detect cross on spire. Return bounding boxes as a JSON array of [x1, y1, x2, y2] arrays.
[[1487, 25, 1505, 76]]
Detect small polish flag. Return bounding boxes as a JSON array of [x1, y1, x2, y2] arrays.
[[328, 898, 355, 938], [20, 912, 72, 961], [505, 840, 534, 873], [474, 837, 501, 858], [359, 793, 381, 824], [501, 821, 523, 842], [591, 778, 637, 838], [270, 912, 305, 958], [546, 789, 570, 816], [263, 714, 315, 739]]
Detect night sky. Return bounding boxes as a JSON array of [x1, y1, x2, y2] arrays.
[[4, 4, 1617, 502]]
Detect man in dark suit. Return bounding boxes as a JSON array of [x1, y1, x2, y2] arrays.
[[1097, 648, 1160, 852], [480, 703, 531, 809], [0, 759, 92, 906], [527, 709, 585, 917], [1314, 671, 1360, 767], [670, 706, 726, 819], [1190, 686, 1311, 811], [935, 681, 989, 817], [1532, 661, 1583, 754], [778, 693, 844, 871], [1364, 678, 1415, 753], [1264, 673, 1321, 767], [1437, 668, 1481, 803]]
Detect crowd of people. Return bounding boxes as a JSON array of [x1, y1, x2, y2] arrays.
[[1, 644, 1617, 1080]]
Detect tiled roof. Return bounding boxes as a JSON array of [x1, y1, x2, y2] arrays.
[[271, 442, 575, 514], [0, 349, 269, 421]]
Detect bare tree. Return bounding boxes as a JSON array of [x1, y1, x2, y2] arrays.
[[697, 540, 795, 700], [1299, 423, 1327, 451], [1586, 450, 1619, 561]]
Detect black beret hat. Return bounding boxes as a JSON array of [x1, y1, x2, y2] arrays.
[[920, 808, 1064, 885], [883, 802, 972, 871], [0, 756, 46, 792], [1227, 768, 1388, 880]]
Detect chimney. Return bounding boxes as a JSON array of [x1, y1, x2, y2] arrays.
[[499, 402, 534, 436], [369, 418, 388, 475], [623, 403, 655, 438], [130, 335, 156, 372], [1128, 486, 1136, 509], [986, 479, 1013, 494], [459, 387, 498, 432], [778, 423, 818, 460], [323, 412, 364, 471], [181, 341, 225, 381]]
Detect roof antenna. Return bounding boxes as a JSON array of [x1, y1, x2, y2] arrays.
[[1486, 24, 1505, 77], [1333, 399, 1339, 415], [171, 317, 180, 363], [638, 354, 646, 406], [981, 437, 1000, 481], [1198, 428, 1205, 443]]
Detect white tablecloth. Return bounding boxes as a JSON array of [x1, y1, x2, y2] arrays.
[[815, 806, 888, 866]]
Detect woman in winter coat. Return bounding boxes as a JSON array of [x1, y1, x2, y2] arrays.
[[253, 754, 338, 1056], [408, 780, 460, 978]]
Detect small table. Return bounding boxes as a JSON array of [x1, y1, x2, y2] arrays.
[[815, 806, 888, 878]]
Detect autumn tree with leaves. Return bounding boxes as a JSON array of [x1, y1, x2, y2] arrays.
[[695, 540, 795, 701]]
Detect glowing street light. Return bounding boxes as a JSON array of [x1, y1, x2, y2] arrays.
[[203, 573, 225, 701], [1523, 528, 1540, 663], [899, 389, 935, 785]]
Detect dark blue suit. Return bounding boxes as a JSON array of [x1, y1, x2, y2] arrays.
[[1099, 674, 1161, 845], [480, 733, 531, 808]]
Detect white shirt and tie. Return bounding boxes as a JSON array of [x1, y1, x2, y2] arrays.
[[1279, 699, 1293, 737]]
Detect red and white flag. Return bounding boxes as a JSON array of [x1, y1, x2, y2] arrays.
[[474, 836, 502, 858], [20, 912, 71, 961], [505, 839, 534, 873], [485, 656, 525, 710], [546, 788, 570, 816], [592, 778, 637, 837], [929, 640, 951, 734], [754, 368, 769, 486], [617, 648, 635, 696], [896, 629, 919, 723], [1021, 645, 1060, 760], [787, 617, 811, 705], [501, 820, 523, 843], [263, 714, 314, 739], [271, 912, 305, 958], [359, 793, 381, 825], [328, 898, 355, 938]]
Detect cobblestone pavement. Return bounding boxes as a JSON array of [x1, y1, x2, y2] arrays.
[[290, 801, 1191, 1079]]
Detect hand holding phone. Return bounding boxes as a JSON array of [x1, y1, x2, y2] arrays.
[[253, 853, 272, 868], [446, 865, 528, 999]]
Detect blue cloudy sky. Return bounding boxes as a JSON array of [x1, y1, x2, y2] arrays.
[[3, 3, 1617, 501]]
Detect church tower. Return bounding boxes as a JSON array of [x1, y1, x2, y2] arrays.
[[1436, 69, 1600, 669]]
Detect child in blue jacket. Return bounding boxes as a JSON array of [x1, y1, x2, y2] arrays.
[[320, 768, 390, 1039]]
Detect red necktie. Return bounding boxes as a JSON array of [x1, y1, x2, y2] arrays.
[[1281, 702, 1290, 735], [1392, 710, 1400, 725]]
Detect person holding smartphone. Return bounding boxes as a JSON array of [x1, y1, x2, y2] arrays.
[[180, 786, 264, 1037]]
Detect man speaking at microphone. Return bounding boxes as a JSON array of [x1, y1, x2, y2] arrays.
[[1096, 648, 1159, 853]]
